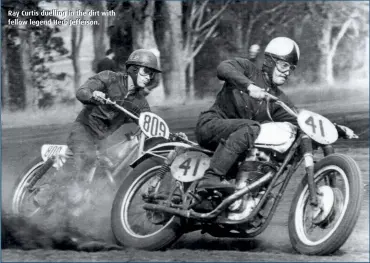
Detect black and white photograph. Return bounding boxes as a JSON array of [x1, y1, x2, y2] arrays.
[[1, 0, 369, 261]]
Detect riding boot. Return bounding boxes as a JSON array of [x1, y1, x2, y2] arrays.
[[197, 141, 239, 193]]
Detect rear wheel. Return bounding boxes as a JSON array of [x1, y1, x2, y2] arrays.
[[111, 156, 183, 250], [288, 154, 363, 255]]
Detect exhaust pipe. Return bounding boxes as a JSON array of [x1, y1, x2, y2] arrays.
[[143, 204, 194, 218], [143, 171, 275, 220]]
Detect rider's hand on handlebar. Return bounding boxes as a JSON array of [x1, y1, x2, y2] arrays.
[[175, 132, 188, 140], [170, 132, 188, 142], [92, 91, 106, 104], [247, 84, 266, 100], [335, 124, 359, 139]]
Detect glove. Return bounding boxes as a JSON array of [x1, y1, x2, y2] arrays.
[[92, 91, 106, 104], [175, 132, 188, 140], [171, 132, 188, 142], [247, 84, 266, 100], [335, 124, 358, 139]]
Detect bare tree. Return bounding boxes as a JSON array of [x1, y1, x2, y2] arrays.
[[2, 0, 35, 110], [2, 27, 10, 110], [309, 2, 368, 86], [160, 1, 186, 100], [184, 0, 231, 98], [228, 1, 306, 54], [88, 1, 108, 72], [69, 1, 85, 92], [161, 0, 231, 101], [262, 3, 306, 38], [18, 25, 36, 110], [130, 1, 157, 50]]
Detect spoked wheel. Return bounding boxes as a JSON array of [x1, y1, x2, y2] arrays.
[[12, 157, 54, 217], [12, 157, 62, 218], [111, 156, 183, 250], [288, 154, 363, 255]]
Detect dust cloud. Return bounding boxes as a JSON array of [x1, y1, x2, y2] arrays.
[[1, 162, 124, 251], [1, 211, 123, 251]]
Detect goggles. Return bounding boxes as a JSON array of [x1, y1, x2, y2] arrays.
[[138, 67, 156, 79], [270, 55, 296, 72]]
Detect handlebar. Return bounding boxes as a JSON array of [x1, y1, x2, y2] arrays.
[[264, 92, 359, 140], [264, 92, 298, 119], [264, 92, 279, 101], [101, 97, 198, 146], [102, 93, 297, 121], [101, 97, 140, 121]]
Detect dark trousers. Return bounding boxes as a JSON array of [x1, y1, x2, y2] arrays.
[[195, 112, 260, 154], [67, 122, 99, 181]]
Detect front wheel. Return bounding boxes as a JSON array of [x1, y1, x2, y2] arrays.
[[288, 153, 363, 255], [12, 157, 54, 217], [111, 156, 183, 250]]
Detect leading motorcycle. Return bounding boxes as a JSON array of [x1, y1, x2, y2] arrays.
[[110, 93, 363, 255]]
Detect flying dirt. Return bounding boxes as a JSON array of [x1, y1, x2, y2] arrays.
[[1, 210, 123, 252]]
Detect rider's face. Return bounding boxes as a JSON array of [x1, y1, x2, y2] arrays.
[[137, 67, 155, 88], [272, 63, 290, 86]]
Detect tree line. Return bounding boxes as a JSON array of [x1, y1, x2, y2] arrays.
[[1, 0, 368, 111]]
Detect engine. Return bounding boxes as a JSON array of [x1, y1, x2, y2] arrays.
[[226, 148, 278, 221], [236, 148, 279, 187]]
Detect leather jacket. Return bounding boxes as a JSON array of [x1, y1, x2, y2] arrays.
[[200, 58, 297, 125], [75, 70, 150, 140]]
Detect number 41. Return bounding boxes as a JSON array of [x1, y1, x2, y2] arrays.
[[305, 116, 325, 137], [179, 158, 201, 176]]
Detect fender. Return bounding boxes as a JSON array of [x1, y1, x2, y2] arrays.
[[129, 141, 213, 168]]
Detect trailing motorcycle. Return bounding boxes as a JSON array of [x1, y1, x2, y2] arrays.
[[11, 98, 185, 218], [110, 93, 363, 255]]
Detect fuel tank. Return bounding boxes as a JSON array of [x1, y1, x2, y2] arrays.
[[254, 122, 297, 153]]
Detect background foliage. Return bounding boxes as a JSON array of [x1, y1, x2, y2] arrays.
[[1, 0, 368, 111]]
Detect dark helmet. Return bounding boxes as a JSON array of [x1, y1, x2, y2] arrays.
[[264, 37, 300, 66], [125, 49, 161, 72]]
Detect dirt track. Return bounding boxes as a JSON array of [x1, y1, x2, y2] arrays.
[[2, 105, 369, 262]]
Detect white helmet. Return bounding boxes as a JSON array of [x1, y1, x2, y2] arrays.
[[265, 37, 300, 66]]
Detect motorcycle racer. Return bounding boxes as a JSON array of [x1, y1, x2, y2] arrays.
[[195, 37, 300, 193], [66, 49, 161, 213], [195, 37, 352, 195]]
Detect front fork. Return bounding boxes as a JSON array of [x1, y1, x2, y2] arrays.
[[148, 147, 183, 197], [302, 136, 335, 206]]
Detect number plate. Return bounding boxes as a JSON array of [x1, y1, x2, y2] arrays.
[[139, 112, 170, 139], [297, 110, 338, 145], [171, 151, 210, 182], [41, 144, 70, 161]]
